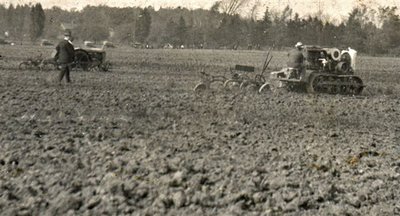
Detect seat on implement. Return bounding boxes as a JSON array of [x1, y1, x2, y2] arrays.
[[233, 64, 255, 72]]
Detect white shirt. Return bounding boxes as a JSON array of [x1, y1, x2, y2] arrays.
[[64, 37, 73, 45]]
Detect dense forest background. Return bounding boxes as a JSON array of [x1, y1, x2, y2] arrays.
[[1, 2, 400, 55]]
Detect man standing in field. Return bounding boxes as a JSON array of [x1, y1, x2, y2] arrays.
[[54, 29, 75, 84], [287, 42, 305, 79]]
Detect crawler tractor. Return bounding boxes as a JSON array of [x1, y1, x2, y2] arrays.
[[269, 46, 364, 95]]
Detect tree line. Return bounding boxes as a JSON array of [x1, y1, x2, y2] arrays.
[[0, 3, 45, 42], [1, 2, 400, 55]]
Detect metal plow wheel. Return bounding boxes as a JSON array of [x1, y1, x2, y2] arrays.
[[265, 79, 287, 93], [40, 59, 58, 71], [193, 82, 207, 92], [194, 80, 225, 92], [194, 71, 227, 92], [18, 62, 29, 70], [258, 82, 272, 93], [240, 80, 260, 92], [223, 79, 241, 90]]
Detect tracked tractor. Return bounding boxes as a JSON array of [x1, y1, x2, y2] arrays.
[[269, 45, 364, 95]]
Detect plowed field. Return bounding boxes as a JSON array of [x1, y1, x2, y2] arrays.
[[0, 45, 399, 215]]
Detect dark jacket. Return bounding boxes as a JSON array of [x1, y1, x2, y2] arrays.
[[54, 39, 75, 64], [287, 48, 304, 69]]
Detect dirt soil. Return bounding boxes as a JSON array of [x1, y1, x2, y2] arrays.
[[0, 54, 400, 215]]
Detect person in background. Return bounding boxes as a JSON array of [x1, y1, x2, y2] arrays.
[[54, 29, 75, 84]]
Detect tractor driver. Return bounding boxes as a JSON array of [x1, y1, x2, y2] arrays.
[[54, 29, 75, 84], [287, 42, 305, 79]]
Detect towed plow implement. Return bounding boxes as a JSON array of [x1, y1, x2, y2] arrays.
[[194, 49, 273, 93]]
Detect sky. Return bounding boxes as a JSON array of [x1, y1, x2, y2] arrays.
[[1, 0, 400, 21]]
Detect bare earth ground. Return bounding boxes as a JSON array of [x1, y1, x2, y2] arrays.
[[0, 46, 399, 215]]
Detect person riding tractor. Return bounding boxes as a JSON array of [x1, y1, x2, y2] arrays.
[[287, 42, 305, 80]]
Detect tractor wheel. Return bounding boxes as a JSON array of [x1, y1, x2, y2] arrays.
[[306, 74, 322, 94], [100, 62, 111, 72], [308, 74, 337, 94], [348, 76, 363, 95], [74, 50, 91, 71]]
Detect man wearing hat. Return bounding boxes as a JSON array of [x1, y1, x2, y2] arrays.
[[54, 29, 75, 84], [287, 42, 305, 79]]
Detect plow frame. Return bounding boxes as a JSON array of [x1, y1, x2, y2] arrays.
[[194, 48, 273, 93], [193, 70, 227, 92]]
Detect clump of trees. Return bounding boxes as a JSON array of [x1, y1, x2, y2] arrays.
[[1, 2, 400, 55], [29, 3, 46, 41], [135, 7, 152, 44], [0, 3, 45, 42]]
